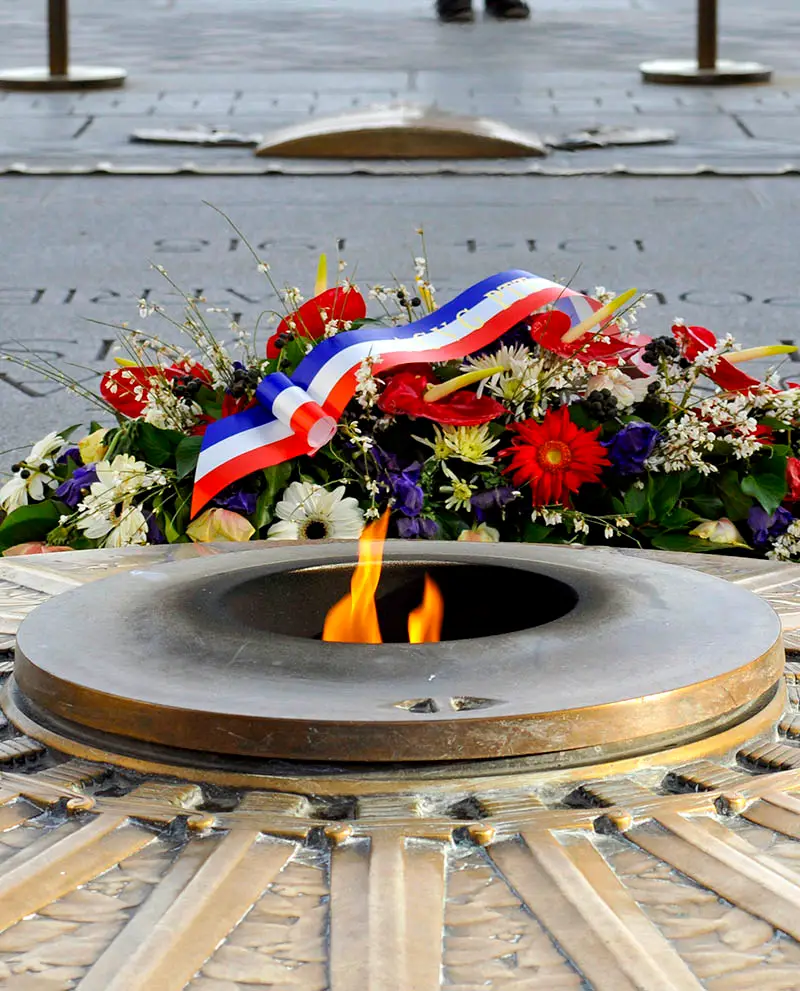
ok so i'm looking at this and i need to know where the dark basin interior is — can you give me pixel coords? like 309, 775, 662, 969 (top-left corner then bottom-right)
217, 562, 579, 643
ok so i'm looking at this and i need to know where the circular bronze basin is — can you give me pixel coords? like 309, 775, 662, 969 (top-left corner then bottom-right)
13, 542, 783, 763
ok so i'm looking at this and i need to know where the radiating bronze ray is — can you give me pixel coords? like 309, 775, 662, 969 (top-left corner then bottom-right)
330, 831, 446, 991
0, 798, 37, 832
632, 812, 800, 940
78, 829, 297, 991
491, 830, 695, 991
0, 815, 154, 932
564, 835, 704, 989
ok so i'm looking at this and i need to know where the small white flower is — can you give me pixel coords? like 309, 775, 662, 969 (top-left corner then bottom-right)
267, 482, 364, 540
0, 431, 63, 512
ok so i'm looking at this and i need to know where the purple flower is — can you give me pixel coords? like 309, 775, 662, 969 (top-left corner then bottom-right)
373, 448, 425, 517
748, 506, 793, 548
55, 446, 82, 467
145, 512, 167, 545
470, 486, 518, 522
213, 486, 257, 516
604, 422, 661, 476
396, 516, 439, 539
54, 464, 98, 508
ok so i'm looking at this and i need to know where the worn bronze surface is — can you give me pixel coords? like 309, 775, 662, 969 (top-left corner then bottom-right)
12, 543, 784, 763
2, 545, 800, 988
254, 104, 547, 159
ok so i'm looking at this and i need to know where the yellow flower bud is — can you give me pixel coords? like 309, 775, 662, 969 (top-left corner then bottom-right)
77, 428, 109, 465
690, 518, 749, 548
186, 508, 255, 543
457, 524, 501, 543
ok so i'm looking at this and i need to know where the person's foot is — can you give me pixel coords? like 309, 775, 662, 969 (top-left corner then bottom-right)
437, 0, 475, 22
485, 0, 530, 18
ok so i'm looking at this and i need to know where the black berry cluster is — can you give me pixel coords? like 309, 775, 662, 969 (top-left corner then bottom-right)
229, 366, 260, 398
584, 388, 619, 420
272, 332, 293, 351
642, 336, 680, 367
172, 375, 204, 402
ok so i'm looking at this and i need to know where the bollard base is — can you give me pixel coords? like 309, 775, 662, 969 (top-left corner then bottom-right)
640, 58, 772, 86
0, 65, 126, 91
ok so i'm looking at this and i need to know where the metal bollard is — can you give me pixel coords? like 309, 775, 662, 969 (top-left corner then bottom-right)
0, 0, 126, 91
640, 0, 772, 86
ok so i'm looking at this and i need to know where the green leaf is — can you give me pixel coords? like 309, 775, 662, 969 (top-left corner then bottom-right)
623, 485, 648, 518
136, 423, 184, 467
662, 507, 700, 529
0, 502, 63, 552
650, 532, 731, 554
650, 474, 683, 520
522, 522, 553, 543
163, 514, 183, 543
741, 472, 787, 515
689, 494, 725, 519
718, 470, 754, 521
194, 386, 222, 419
254, 463, 293, 530
175, 436, 203, 480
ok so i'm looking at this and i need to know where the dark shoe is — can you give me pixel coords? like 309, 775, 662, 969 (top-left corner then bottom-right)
485, 0, 530, 18
437, 0, 475, 22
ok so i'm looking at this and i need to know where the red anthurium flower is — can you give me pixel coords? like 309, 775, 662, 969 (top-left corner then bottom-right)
529, 310, 648, 367
100, 361, 212, 418
500, 406, 609, 506
671, 324, 765, 394
787, 458, 800, 503
377, 370, 507, 426
266, 286, 367, 359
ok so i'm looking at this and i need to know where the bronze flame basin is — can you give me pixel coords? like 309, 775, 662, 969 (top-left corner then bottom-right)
11, 542, 783, 765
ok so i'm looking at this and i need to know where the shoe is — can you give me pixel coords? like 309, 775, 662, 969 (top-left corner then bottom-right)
485, 0, 530, 18
437, 0, 475, 22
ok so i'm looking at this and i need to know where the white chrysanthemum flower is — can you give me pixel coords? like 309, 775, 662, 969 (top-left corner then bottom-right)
94, 455, 153, 498
75, 493, 148, 548
585, 369, 652, 409
0, 431, 64, 512
267, 482, 364, 540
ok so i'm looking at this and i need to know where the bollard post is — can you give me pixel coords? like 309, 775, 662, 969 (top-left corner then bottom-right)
0, 0, 126, 91
640, 0, 772, 85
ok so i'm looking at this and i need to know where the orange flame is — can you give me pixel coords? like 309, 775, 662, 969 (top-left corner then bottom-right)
322, 511, 389, 643
321, 510, 444, 644
408, 573, 444, 644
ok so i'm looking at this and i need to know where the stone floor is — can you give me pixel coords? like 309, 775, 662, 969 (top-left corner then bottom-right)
1, 0, 799, 458
1, 0, 799, 172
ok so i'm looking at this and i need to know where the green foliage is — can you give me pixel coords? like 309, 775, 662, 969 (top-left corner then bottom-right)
135, 423, 185, 467
254, 463, 293, 530
0, 502, 65, 552
175, 436, 204, 480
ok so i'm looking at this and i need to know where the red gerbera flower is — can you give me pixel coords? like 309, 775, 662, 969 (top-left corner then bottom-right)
377, 369, 507, 426
500, 406, 610, 506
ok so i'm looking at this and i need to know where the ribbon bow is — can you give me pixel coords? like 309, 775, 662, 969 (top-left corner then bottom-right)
191, 270, 614, 515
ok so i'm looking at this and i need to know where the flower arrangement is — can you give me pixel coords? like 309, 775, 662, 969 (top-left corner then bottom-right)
3, 228, 800, 562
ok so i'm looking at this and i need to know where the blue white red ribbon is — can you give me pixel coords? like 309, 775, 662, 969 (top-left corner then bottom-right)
191, 270, 608, 515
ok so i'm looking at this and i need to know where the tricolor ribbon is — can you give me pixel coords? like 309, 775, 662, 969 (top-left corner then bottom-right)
191, 269, 613, 515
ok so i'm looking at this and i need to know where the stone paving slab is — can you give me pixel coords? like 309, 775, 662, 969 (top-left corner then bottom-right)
1, 0, 799, 172
1, 174, 799, 460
